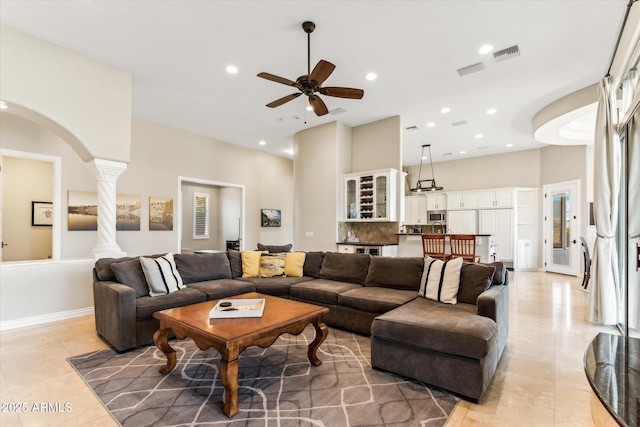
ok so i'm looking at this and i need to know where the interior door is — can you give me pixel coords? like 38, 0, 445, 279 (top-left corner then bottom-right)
544, 180, 581, 276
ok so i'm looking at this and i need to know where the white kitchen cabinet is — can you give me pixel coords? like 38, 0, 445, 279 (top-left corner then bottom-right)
344, 168, 398, 221
447, 210, 477, 234
479, 209, 513, 260
478, 189, 514, 209
426, 193, 447, 210
447, 191, 478, 210
404, 195, 427, 224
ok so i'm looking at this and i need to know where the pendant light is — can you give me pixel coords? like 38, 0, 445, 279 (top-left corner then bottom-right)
410, 144, 443, 193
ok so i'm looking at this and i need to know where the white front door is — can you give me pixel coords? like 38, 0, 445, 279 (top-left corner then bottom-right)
543, 180, 581, 276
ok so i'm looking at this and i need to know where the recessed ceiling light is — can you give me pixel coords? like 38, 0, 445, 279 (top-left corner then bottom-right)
259, 140, 266, 146
306, 105, 313, 111
475, 134, 483, 139
365, 72, 377, 81
225, 65, 239, 74
0, 101, 7, 110
506, 144, 513, 147
479, 44, 494, 55
441, 107, 451, 114
284, 148, 294, 155
459, 150, 467, 154
426, 122, 436, 128
486, 108, 497, 115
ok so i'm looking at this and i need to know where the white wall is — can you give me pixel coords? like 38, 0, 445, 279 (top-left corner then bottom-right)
294, 121, 351, 251
1, 156, 53, 261
0, 25, 131, 163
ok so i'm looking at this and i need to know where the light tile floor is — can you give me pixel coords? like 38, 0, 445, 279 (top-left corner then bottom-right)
0, 271, 617, 426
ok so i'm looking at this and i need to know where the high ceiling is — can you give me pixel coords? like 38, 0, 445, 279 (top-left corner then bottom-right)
0, 1, 627, 166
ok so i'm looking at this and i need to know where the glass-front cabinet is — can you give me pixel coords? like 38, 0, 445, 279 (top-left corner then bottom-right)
344, 168, 397, 221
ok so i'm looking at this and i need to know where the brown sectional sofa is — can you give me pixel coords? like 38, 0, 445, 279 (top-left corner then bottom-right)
93, 250, 508, 401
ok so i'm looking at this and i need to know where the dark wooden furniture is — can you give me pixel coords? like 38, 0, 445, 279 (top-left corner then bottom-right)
421, 234, 448, 260
153, 292, 329, 417
580, 236, 592, 290
449, 234, 481, 263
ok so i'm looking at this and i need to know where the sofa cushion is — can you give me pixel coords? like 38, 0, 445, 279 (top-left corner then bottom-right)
339, 287, 418, 314
364, 257, 424, 291
174, 253, 232, 283
303, 252, 325, 278
259, 253, 286, 277
257, 243, 293, 253
110, 259, 150, 298
419, 257, 462, 304
95, 256, 138, 281
135, 288, 207, 320
458, 263, 495, 304
227, 250, 243, 278
319, 252, 371, 285
241, 250, 267, 277
290, 279, 361, 305
371, 297, 497, 360
240, 276, 314, 297
284, 252, 306, 277
485, 262, 507, 285
185, 279, 255, 300
140, 253, 185, 297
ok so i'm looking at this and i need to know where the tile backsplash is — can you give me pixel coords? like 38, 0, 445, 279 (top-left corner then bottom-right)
338, 222, 399, 244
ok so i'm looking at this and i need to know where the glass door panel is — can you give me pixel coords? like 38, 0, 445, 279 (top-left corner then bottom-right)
345, 178, 357, 220
544, 180, 580, 276
375, 175, 387, 219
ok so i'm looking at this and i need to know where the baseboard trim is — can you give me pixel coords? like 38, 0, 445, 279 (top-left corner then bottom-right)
0, 307, 95, 331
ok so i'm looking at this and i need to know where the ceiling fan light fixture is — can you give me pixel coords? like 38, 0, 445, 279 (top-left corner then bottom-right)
410, 144, 443, 193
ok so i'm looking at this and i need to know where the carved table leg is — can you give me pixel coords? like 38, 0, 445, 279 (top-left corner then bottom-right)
308, 319, 328, 366
220, 357, 239, 417
153, 328, 176, 374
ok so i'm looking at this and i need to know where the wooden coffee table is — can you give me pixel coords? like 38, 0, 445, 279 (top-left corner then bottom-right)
152, 292, 329, 417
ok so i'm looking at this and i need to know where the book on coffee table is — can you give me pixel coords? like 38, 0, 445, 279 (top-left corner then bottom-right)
209, 298, 266, 319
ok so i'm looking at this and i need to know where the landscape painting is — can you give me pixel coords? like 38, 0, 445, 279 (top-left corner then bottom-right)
68, 190, 98, 231
149, 197, 173, 231
116, 194, 141, 231
261, 209, 281, 227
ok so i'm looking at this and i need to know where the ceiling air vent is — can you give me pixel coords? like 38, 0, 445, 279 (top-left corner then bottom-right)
493, 45, 520, 62
405, 125, 419, 131
451, 120, 467, 127
443, 152, 453, 156
477, 145, 490, 150
457, 62, 485, 76
329, 107, 347, 116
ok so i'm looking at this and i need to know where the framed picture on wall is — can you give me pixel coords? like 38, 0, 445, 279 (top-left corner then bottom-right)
32, 201, 53, 226
261, 209, 281, 227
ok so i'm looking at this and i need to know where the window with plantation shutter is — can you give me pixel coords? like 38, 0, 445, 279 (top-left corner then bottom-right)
193, 192, 209, 239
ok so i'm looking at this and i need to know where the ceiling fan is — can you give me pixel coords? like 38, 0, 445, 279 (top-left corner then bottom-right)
257, 21, 365, 116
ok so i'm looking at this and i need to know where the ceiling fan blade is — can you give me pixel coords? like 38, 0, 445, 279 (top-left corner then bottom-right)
309, 60, 335, 86
309, 95, 329, 116
266, 92, 302, 108
257, 72, 301, 89
320, 87, 365, 99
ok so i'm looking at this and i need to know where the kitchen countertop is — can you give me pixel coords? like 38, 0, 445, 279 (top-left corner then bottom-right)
336, 242, 398, 246
396, 233, 492, 237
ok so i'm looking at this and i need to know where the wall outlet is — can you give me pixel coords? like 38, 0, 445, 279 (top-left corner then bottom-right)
305, 231, 314, 237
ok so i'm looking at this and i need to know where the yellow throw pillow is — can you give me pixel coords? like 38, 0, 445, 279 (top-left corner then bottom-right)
259, 253, 286, 277
241, 250, 266, 277
285, 252, 306, 277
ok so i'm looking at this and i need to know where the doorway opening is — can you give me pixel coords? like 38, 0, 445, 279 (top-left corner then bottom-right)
0, 149, 62, 262
177, 177, 244, 253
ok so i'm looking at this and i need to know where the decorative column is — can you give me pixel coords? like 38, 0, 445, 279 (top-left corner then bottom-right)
88, 158, 128, 259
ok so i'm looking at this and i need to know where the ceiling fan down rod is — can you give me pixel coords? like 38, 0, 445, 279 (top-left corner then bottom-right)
302, 21, 315, 78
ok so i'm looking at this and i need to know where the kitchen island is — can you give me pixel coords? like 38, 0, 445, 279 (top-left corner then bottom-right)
396, 233, 494, 262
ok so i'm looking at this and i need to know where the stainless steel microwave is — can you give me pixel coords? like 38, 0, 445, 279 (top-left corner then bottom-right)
427, 211, 446, 223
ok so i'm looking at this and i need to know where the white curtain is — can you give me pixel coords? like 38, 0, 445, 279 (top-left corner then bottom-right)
627, 110, 640, 331
589, 76, 622, 325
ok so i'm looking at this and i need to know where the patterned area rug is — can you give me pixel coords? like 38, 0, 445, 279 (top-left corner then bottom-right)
69, 326, 458, 426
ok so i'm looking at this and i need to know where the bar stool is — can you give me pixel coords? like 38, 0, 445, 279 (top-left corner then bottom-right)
422, 234, 448, 260
449, 234, 480, 263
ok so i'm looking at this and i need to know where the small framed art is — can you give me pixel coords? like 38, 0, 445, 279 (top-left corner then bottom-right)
261, 209, 281, 227
32, 201, 53, 226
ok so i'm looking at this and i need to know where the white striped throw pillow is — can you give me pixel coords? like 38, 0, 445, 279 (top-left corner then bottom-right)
139, 253, 185, 297
419, 256, 463, 304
